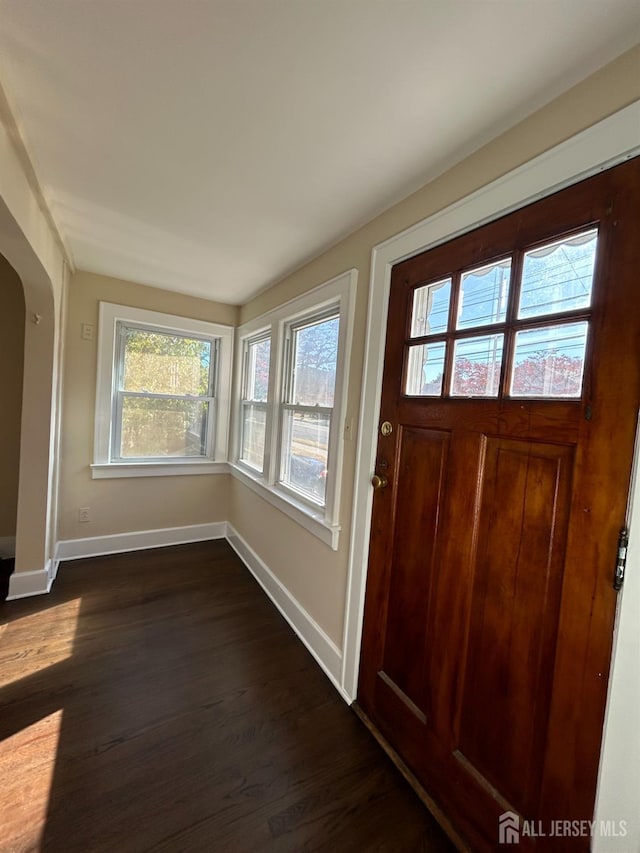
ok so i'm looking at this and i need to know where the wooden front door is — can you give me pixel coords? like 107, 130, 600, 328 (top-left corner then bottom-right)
358, 159, 640, 851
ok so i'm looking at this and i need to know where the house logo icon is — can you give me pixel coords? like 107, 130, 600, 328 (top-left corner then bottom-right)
499, 811, 520, 844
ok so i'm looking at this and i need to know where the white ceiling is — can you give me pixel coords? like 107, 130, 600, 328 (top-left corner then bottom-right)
0, 1, 639, 304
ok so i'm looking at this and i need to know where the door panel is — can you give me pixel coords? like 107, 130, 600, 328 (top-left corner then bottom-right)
381, 427, 449, 720
358, 158, 640, 851
459, 438, 573, 815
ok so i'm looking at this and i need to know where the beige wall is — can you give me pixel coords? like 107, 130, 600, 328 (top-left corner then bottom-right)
0, 254, 25, 538
57, 270, 238, 540
230, 45, 640, 647
228, 478, 348, 642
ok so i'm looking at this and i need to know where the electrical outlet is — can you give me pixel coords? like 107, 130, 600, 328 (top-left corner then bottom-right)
78, 507, 91, 523
81, 323, 95, 341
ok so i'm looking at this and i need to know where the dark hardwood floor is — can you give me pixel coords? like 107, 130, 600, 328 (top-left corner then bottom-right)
0, 540, 455, 852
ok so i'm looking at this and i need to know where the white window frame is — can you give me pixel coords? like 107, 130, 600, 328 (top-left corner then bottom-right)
238, 331, 272, 475
231, 269, 357, 549
92, 302, 233, 478
277, 306, 340, 509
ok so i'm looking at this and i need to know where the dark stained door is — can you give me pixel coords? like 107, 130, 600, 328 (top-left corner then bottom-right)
358, 159, 640, 851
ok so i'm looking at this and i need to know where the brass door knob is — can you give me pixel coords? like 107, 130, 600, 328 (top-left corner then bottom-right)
371, 474, 388, 491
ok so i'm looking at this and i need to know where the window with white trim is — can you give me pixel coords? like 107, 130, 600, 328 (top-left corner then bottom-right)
279, 310, 338, 506
239, 333, 271, 472
93, 303, 233, 478
232, 269, 357, 549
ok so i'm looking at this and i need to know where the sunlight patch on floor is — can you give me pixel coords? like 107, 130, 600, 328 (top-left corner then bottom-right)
0, 598, 81, 687
0, 709, 63, 851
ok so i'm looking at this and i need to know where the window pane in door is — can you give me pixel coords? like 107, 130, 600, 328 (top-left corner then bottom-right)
410, 278, 451, 337
405, 342, 446, 396
451, 334, 504, 397
122, 328, 212, 396
120, 396, 208, 458
518, 229, 597, 319
457, 259, 511, 329
510, 322, 588, 398
280, 410, 330, 504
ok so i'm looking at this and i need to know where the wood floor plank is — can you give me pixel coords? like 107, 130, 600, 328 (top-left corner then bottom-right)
0, 541, 455, 852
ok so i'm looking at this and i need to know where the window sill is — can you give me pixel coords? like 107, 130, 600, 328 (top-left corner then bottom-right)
91, 461, 230, 479
229, 463, 340, 550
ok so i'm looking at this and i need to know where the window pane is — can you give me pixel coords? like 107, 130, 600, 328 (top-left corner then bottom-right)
119, 396, 208, 458
290, 316, 339, 406
457, 258, 511, 329
246, 337, 270, 402
410, 278, 451, 337
280, 410, 329, 504
510, 322, 588, 398
451, 334, 504, 397
241, 404, 266, 470
405, 342, 446, 396
122, 327, 212, 396
519, 229, 597, 319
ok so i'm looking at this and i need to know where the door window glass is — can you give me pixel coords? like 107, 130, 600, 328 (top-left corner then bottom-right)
401, 228, 597, 400
411, 278, 451, 337
518, 229, 597, 319
405, 342, 447, 396
511, 322, 588, 398
451, 334, 504, 397
457, 259, 511, 329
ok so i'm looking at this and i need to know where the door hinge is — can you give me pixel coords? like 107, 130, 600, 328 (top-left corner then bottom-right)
614, 527, 629, 591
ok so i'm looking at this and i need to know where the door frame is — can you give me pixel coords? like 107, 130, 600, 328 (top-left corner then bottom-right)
342, 99, 640, 701
341, 101, 640, 840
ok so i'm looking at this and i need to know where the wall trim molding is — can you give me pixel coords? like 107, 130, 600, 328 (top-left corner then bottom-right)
7, 560, 54, 600
225, 523, 348, 702
341, 100, 640, 700
56, 522, 227, 561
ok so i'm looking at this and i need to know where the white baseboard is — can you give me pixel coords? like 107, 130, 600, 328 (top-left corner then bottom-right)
225, 522, 348, 702
7, 560, 53, 600
0, 535, 16, 559
56, 522, 227, 561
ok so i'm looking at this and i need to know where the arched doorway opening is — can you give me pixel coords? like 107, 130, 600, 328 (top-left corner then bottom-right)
0, 195, 60, 599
